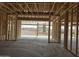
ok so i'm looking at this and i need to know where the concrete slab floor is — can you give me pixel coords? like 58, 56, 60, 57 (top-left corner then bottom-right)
0, 38, 74, 57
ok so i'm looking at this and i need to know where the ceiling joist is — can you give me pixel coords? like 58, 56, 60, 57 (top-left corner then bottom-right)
0, 3, 14, 14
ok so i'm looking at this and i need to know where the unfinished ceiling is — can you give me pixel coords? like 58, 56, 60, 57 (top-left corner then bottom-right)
0, 2, 77, 15
0, 2, 78, 21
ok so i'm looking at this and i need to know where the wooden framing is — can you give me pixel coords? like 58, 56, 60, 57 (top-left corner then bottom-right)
15, 17, 17, 40
25, 3, 33, 15
0, 3, 14, 14
48, 20, 50, 43
0, 14, 7, 40
58, 17, 61, 43
37, 23, 39, 36
76, 5, 79, 55
0, 5, 11, 14
34, 3, 38, 13
8, 3, 19, 14
49, 2, 55, 15
70, 9, 73, 50
55, 3, 67, 16
17, 17, 49, 21
62, 3, 79, 56
0, 2, 79, 56
64, 11, 68, 49
17, 20, 21, 39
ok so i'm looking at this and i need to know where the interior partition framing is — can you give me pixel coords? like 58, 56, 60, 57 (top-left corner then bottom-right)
61, 4, 79, 56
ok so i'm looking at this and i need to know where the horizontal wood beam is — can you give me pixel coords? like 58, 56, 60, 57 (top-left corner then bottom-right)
8, 12, 54, 15
17, 17, 49, 21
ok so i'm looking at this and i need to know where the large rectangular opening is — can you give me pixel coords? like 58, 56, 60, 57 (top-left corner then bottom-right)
20, 20, 49, 40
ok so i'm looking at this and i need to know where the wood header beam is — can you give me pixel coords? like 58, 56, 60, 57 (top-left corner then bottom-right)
8, 12, 54, 15
17, 17, 49, 21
